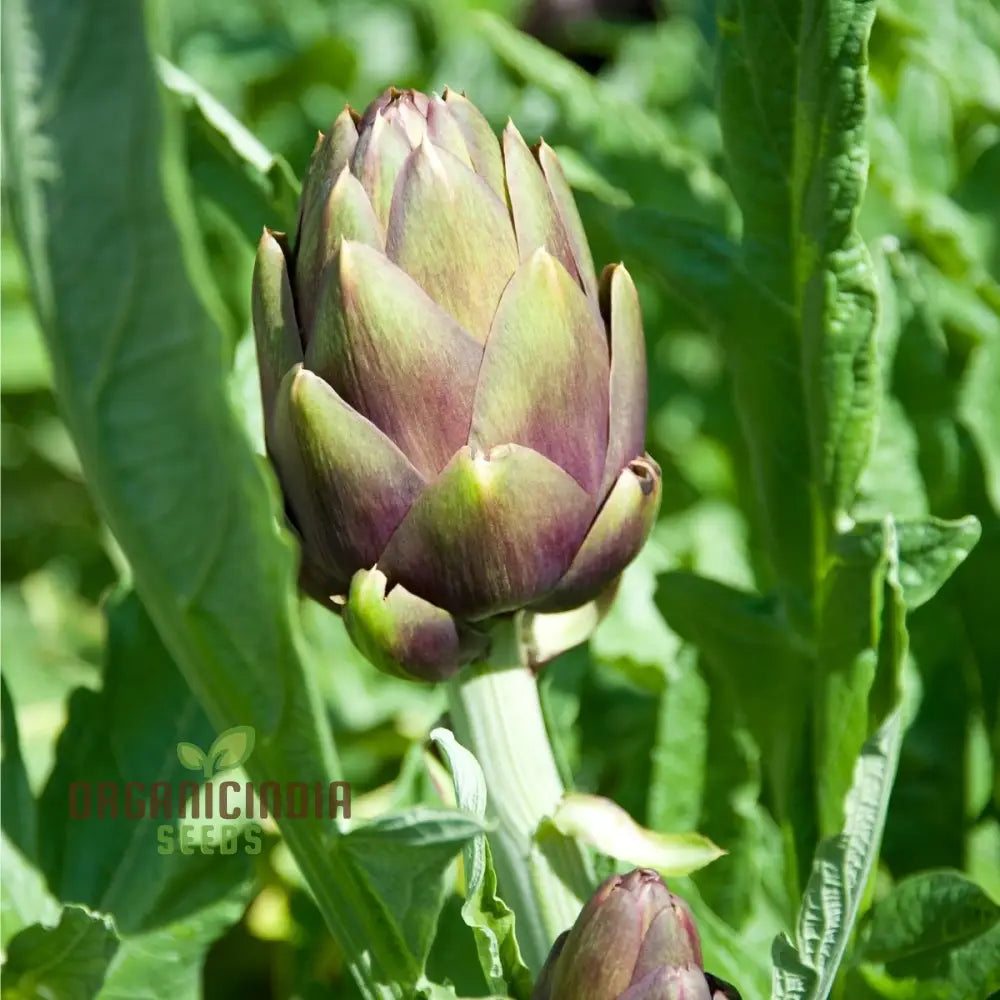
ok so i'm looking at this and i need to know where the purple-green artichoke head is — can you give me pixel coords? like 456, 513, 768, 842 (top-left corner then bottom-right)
252, 88, 661, 682
531, 869, 742, 1000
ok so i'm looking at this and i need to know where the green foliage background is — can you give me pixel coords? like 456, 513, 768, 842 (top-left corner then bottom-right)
2, 0, 998, 998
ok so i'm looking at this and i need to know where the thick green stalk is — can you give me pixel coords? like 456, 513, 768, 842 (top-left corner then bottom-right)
446, 619, 594, 973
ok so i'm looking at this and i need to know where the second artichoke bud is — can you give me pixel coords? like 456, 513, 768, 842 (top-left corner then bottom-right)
253, 88, 661, 682
532, 869, 741, 1000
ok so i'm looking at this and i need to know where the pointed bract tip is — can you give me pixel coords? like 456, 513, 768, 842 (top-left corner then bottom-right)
257, 227, 290, 260
415, 134, 448, 179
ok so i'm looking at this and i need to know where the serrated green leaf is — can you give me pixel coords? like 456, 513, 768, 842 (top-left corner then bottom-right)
837, 517, 981, 611
430, 728, 532, 1000
3, 904, 119, 1000
2, 0, 291, 768
859, 870, 1000, 965
815, 518, 899, 837
654, 571, 809, 816
694, 676, 789, 931
647, 646, 708, 835
97, 866, 252, 1000
717, 0, 880, 616
342, 808, 487, 973
156, 58, 298, 197
772, 685, 906, 998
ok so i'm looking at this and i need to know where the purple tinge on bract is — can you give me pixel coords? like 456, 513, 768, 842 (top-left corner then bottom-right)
252, 87, 661, 681
530, 868, 742, 1000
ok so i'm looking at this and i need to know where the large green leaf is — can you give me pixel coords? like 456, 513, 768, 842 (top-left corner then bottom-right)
97, 864, 252, 1000
2, 0, 287, 746
0, 1, 417, 992
716, 0, 880, 616
655, 571, 808, 808
2, 905, 118, 1000
0, 833, 60, 949
36, 590, 250, 934
859, 870, 1000, 966
0, 678, 36, 861
771, 518, 908, 1000
835, 517, 981, 611
157, 57, 300, 342
341, 808, 488, 974
771, 712, 905, 1000
814, 521, 897, 838
854, 871, 1000, 1000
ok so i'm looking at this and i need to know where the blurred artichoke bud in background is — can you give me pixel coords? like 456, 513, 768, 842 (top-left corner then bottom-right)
253, 88, 661, 682
531, 868, 741, 1000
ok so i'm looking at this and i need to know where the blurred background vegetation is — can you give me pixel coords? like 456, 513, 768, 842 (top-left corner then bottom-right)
2, 0, 998, 996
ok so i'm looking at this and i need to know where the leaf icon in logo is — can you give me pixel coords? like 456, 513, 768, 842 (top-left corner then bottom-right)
176, 742, 207, 772
207, 725, 255, 776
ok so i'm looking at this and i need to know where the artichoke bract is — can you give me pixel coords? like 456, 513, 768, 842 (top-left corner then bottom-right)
531, 869, 742, 1000
253, 88, 661, 681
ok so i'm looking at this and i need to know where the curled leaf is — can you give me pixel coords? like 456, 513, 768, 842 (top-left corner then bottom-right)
547, 793, 725, 876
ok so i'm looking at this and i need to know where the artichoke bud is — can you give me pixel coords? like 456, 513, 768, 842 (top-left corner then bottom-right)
253, 88, 661, 682
532, 869, 742, 1000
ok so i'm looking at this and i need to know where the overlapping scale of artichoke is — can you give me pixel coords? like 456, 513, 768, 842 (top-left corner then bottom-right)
532, 869, 742, 1000
253, 88, 661, 682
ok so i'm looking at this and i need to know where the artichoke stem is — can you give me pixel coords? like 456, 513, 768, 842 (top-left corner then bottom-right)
446, 618, 595, 974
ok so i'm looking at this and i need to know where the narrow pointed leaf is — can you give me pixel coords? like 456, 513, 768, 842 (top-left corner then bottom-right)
386, 140, 519, 341
429, 728, 533, 998
470, 249, 609, 494
272, 367, 425, 594
307, 240, 483, 479
380, 445, 593, 619
550, 795, 725, 878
